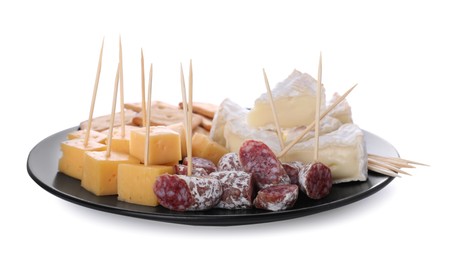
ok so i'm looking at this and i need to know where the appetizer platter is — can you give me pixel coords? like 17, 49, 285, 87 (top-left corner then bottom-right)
27, 39, 425, 225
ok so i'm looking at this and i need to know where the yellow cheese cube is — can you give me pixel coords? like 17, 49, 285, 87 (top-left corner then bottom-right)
192, 133, 228, 165
67, 129, 107, 144
129, 126, 182, 165
117, 164, 175, 206
81, 151, 140, 196
167, 122, 187, 157
104, 125, 142, 154
58, 139, 106, 180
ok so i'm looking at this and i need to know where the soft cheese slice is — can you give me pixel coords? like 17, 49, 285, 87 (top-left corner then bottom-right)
209, 98, 248, 147
117, 164, 175, 206
81, 151, 140, 196
328, 92, 353, 124
247, 70, 326, 129
67, 129, 107, 144
283, 116, 342, 144
283, 124, 368, 183
129, 126, 181, 165
103, 125, 142, 154
223, 114, 281, 155
58, 139, 106, 180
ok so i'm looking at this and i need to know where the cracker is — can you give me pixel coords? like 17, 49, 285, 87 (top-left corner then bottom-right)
79, 110, 138, 132
132, 101, 202, 128
178, 102, 218, 119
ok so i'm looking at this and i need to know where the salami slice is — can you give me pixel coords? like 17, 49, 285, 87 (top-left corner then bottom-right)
253, 184, 299, 211
282, 161, 305, 185
183, 157, 217, 174
299, 162, 333, 200
154, 174, 222, 211
209, 171, 254, 209
239, 140, 290, 189
174, 164, 209, 177
217, 153, 244, 171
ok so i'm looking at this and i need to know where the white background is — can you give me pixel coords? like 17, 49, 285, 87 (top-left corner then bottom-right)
1, 0, 448, 259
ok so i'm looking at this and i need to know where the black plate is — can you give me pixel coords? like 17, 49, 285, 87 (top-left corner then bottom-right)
27, 127, 396, 226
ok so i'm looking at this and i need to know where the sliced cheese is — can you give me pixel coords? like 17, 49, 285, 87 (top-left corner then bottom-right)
58, 139, 106, 180
209, 98, 248, 147
67, 129, 107, 144
81, 151, 140, 196
192, 133, 228, 165
129, 126, 181, 165
117, 164, 175, 206
283, 123, 368, 183
247, 70, 326, 129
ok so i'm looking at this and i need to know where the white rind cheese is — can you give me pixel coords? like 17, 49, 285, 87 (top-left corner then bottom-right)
283, 116, 342, 144
328, 92, 353, 124
247, 70, 326, 129
282, 123, 368, 184
209, 98, 248, 147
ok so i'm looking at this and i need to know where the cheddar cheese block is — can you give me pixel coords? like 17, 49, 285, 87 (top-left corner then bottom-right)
129, 126, 182, 165
117, 164, 175, 206
283, 123, 368, 183
81, 151, 140, 196
67, 129, 107, 144
247, 70, 326, 129
103, 125, 142, 154
58, 139, 106, 180
192, 133, 228, 165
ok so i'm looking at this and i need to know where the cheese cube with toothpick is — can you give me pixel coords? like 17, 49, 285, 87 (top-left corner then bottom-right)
129, 126, 182, 165
58, 139, 106, 180
81, 151, 140, 196
102, 125, 142, 154
117, 164, 175, 206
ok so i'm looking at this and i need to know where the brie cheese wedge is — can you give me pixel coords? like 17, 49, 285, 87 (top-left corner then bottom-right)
282, 123, 368, 183
247, 70, 326, 129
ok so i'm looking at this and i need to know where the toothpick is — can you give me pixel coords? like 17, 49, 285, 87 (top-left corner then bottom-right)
106, 63, 121, 158
369, 154, 429, 167
368, 157, 412, 176
187, 60, 193, 176
83, 38, 104, 147
119, 36, 125, 138
368, 164, 401, 178
277, 84, 358, 158
263, 69, 284, 150
140, 48, 147, 127
144, 64, 153, 167
314, 53, 322, 162
180, 64, 192, 176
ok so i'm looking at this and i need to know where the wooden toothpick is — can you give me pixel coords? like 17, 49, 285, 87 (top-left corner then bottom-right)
144, 64, 153, 167
180, 63, 192, 176
263, 69, 284, 150
106, 63, 121, 158
314, 53, 322, 162
83, 38, 104, 147
118, 36, 125, 138
140, 48, 147, 127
